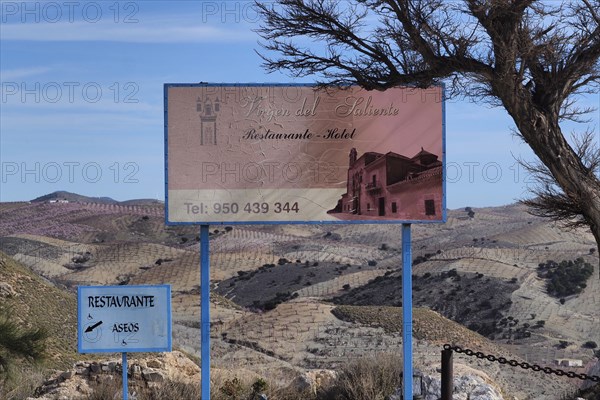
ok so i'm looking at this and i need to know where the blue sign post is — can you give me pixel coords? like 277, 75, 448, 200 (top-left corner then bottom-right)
402, 224, 413, 399
77, 285, 172, 400
200, 225, 211, 399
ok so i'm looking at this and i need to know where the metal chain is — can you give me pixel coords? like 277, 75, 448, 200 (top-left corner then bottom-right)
443, 344, 600, 382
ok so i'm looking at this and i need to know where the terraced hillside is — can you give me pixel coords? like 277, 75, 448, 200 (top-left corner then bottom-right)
1, 198, 598, 399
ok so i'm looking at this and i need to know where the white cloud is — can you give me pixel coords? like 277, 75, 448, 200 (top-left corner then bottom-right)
0, 21, 253, 43
0, 67, 51, 80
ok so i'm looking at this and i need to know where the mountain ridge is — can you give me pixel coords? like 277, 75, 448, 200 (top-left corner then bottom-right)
30, 190, 163, 206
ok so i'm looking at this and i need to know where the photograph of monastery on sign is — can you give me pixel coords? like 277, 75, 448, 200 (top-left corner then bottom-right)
328, 146, 443, 221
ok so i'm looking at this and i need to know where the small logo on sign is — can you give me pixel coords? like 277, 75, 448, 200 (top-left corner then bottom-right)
197, 96, 220, 146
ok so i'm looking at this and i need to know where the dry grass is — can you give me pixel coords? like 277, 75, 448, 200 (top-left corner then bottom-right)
0, 365, 47, 400
210, 373, 315, 400
318, 353, 402, 400
0, 251, 79, 369
141, 380, 201, 400
332, 305, 491, 345
82, 377, 202, 400
294, 269, 388, 299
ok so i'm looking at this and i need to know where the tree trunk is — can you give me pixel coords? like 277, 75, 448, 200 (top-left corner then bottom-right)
530, 123, 600, 269
504, 96, 600, 269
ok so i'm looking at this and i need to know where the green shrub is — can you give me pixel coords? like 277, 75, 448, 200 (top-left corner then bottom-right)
0, 308, 48, 374
219, 377, 244, 398
535, 320, 545, 328
538, 258, 593, 298
252, 378, 268, 395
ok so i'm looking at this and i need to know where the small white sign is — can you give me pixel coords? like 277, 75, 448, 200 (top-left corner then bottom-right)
78, 285, 172, 353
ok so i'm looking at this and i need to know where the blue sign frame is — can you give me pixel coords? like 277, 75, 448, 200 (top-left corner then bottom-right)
164, 83, 446, 226
77, 285, 172, 354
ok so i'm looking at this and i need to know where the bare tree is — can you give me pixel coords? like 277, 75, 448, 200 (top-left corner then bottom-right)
255, 0, 600, 258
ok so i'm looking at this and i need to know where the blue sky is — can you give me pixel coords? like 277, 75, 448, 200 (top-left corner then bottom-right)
1, 0, 598, 209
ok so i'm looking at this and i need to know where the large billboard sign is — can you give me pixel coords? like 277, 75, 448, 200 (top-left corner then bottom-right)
78, 285, 172, 353
165, 84, 445, 224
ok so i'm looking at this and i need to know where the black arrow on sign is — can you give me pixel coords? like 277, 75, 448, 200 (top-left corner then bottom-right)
85, 321, 103, 333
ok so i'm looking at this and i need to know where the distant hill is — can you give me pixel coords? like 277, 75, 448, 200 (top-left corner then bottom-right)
119, 198, 164, 206
30, 191, 163, 206
31, 191, 118, 204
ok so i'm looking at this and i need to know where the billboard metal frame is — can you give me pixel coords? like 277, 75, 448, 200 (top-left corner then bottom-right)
164, 82, 446, 400
164, 82, 446, 226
